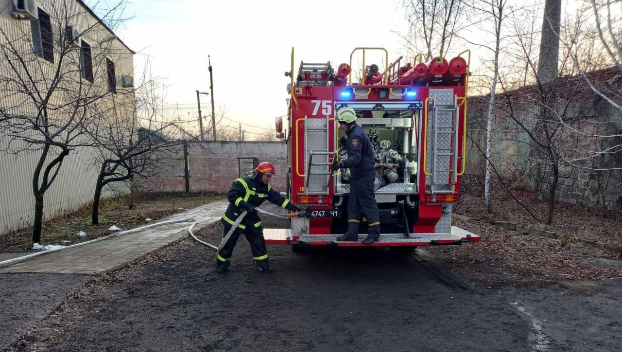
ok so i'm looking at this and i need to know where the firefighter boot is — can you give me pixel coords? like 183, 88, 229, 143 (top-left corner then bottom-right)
255, 260, 273, 273
336, 233, 358, 241
362, 223, 380, 245
362, 236, 379, 245
215, 259, 230, 274
337, 221, 360, 241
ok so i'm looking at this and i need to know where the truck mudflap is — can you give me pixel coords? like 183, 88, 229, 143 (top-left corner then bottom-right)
263, 226, 480, 246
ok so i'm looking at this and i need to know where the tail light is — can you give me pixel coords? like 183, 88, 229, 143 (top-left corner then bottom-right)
425, 193, 459, 203
297, 195, 326, 204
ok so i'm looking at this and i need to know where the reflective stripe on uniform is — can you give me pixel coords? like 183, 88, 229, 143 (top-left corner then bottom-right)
236, 178, 267, 201
253, 254, 268, 261
281, 199, 290, 208
217, 254, 230, 262
235, 197, 243, 207
348, 219, 360, 223
235, 178, 253, 201
222, 215, 246, 229
368, 221, 380, 227
254, 221, 262, 228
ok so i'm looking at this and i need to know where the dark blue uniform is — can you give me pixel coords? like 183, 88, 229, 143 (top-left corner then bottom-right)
219, 176, 296, 266
340, 124, 380, 240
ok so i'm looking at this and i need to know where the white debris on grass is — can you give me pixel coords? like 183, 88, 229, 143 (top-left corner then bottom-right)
61, 240, 71, 244
78, 231, 87, 237
145, 218, 152, 222
108, 225, 121, 231
32, 243, 66, 251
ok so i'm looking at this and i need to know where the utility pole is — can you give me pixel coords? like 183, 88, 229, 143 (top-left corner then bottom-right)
238, 123, 242, 141
195, 90, 204, 141
209, 55, 216, 141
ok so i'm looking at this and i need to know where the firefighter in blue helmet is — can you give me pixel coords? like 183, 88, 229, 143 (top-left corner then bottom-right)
331, 107, 381, 244
217, 162, 301, 273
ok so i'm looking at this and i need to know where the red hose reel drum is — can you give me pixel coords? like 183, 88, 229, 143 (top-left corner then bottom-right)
448, 56, 467, 75
429, 57, 449, 76
400, 62, 428, 84
414, 62, 428, 78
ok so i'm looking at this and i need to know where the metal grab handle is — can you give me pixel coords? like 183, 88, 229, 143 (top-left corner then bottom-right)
353, 88, 372, 97
348, 47, 389, 85
389, 88, 406, 97
457, 97, 468, 176
422, 97, 434, 176
414, 53, 423, 65
295, 117, 307, 177
290, 47, 299, 110
456, 49, 471, 177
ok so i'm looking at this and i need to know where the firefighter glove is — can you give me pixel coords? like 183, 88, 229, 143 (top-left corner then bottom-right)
331, 160, 342, 173
247, 205, 256, 213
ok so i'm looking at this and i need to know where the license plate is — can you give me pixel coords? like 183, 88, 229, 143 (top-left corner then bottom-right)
306, 209, 342, 218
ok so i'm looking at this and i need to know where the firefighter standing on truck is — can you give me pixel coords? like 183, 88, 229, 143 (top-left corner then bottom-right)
331, 107, 381, 244
217, 162, 301, 273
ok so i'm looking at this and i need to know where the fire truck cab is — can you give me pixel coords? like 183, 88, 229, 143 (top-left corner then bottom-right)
264, 47, 480, 247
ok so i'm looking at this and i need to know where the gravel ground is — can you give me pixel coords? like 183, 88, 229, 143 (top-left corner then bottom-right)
5, 212, 621, 351
0, 274, 88, 351
4, 201, 621, 351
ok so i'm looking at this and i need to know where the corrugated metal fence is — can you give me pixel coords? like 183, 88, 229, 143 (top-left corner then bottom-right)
0, 143, 126, 234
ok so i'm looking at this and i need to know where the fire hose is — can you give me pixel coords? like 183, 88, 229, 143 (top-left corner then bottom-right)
188, 208, 300, 253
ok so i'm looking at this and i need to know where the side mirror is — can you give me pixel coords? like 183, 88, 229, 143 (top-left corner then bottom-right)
275, 116, 283, 133
276, 132, 285, 139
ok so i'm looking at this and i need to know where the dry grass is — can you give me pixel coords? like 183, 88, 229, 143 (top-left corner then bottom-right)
435, 191, 622, 286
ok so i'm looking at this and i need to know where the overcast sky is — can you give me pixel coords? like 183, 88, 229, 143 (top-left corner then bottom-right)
112, 0, 409, 137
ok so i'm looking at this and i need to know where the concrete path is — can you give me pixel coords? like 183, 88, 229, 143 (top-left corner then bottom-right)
0, 200, 227, 275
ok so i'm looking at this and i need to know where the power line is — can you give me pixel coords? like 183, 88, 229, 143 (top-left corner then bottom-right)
222, 117, 272, 131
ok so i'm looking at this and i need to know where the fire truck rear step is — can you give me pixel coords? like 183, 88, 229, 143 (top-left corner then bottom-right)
263, 227, 480, 246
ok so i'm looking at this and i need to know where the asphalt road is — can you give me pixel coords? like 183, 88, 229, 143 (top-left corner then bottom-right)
4, 216, 621, 351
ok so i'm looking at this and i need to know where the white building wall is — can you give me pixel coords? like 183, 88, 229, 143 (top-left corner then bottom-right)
0, 0, 134, 234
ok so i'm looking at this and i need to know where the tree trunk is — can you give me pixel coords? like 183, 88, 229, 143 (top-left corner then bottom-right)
485, 3, 503, 213
547, 162, 559, 225
31, 143, 50, 245
484, 85, 496, 212
32, 194, 44, 244
92, 163, 107, 224
92, 181, 104, 225
537, 0, 562, 84
128, 179, 135, 210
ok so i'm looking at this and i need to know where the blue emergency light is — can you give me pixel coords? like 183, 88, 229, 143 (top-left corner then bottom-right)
340, 90, 352, 98
405, 89, 417, 98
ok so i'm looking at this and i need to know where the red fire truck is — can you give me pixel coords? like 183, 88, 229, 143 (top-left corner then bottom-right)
264, 47, 480, 248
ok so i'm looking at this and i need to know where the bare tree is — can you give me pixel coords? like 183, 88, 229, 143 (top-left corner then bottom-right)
85, 64, 182, 224
0, 0, 131, 243
561, 0, 621, 111
255, 129, 279, 142
465, 0, 514, 211
400, 0, 468, 60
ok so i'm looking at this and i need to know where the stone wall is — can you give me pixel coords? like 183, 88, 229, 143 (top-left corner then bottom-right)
139, 141, 288, 194
464, 68, 622, 210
